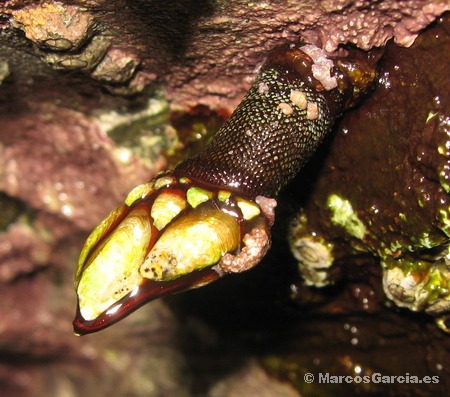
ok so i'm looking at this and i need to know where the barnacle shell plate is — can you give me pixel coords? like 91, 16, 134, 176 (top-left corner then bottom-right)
140, 203, 240, 281
151, 191, 186, 230
76, 205, 151, 321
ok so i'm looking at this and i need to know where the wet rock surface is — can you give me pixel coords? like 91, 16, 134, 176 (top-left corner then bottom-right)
290, 14, 450, 324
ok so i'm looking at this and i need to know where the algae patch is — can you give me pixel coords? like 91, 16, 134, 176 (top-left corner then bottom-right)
327, 194, 366, 239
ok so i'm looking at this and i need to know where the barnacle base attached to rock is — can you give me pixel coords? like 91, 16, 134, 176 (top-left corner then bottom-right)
382, 244, 450, 322
74, 171, 274, 334
289, 211, 336, 287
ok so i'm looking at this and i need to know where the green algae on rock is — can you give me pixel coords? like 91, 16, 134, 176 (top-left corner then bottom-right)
289, 16, 450, 330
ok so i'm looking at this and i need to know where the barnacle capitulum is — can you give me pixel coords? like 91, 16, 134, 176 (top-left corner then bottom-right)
74, 171, 274, 334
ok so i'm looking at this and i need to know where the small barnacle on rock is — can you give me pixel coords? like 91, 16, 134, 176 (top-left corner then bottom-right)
382, 246, 450, 319
91, 48, 140, 84
9, 2, 95, 51
43, 34, 111, 71
289, 212, 335, 287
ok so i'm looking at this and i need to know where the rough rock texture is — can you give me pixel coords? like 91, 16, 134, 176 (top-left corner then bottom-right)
0, 1, 450, 397
2, 0, 449, 109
